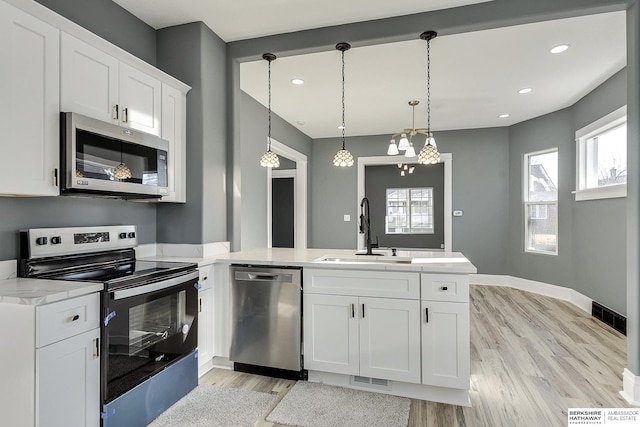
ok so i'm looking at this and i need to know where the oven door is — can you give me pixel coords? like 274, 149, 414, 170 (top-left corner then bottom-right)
101, 271, 199, 404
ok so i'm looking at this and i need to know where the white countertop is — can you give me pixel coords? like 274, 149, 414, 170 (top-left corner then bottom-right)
0, 278, 102, 306
213, 248, 477, 274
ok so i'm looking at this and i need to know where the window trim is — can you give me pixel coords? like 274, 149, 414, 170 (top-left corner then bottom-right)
574, 105, 627, 201
523, 148, 558, 256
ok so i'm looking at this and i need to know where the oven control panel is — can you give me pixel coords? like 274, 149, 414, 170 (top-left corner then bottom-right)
23, 225, 138, 258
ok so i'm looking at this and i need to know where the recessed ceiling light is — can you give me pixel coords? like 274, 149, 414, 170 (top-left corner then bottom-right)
337, 125, 345, 130
296, 120, 305, 125
291, 78, 304, 85
499, 114, 510, 118
550, 44, 569, 54
518, 88, 533, 94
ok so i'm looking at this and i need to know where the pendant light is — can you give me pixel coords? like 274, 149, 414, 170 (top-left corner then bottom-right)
418, 31, 441, 165
260, 53, 280, 168
333, 42, 354, 168
113, 140, 132, 180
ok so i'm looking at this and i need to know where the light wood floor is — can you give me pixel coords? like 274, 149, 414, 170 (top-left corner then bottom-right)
200, 285, 631, 426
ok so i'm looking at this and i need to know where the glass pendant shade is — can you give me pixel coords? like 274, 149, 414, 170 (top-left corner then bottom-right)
113, 163, 132, 180
398, 134, 410, 151
260, 149, 280, 168
387, 139, 399, 155
333, 149, 354, 167
405, 144, 416, 158
418, 135, 440, 164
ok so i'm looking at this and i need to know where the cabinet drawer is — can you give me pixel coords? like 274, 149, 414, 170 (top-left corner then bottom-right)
37, 293, 100, 347
304, 268, 419, 299
421, 274, 469, 302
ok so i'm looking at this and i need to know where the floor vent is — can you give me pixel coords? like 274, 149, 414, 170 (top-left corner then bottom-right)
351, 376, 391, 390
592, 301, 626, 335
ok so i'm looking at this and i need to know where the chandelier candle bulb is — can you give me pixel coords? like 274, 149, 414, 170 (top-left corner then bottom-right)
387, 139, 399, 155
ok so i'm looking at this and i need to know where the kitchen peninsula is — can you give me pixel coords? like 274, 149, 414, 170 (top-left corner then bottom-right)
214, 248, 476, 406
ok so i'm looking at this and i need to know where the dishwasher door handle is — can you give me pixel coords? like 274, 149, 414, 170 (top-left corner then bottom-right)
247, 273, 280, 281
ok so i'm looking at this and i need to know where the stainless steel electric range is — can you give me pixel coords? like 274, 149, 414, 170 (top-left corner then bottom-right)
19, 225, 199, 427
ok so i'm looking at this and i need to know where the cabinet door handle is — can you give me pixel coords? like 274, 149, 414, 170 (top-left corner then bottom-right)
441, 286, 448, 291
113, 104, 119, 120
351, 303, 355, 318
199, 298, 202, 313
425, 307, 429, 323
361, 303, 365, 318
94, 337, 100, 359
53, 168, 58, 187
71, 314, 80, 322
123, 107, 128, 123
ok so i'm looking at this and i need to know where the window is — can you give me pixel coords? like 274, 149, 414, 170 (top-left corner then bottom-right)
575, 106, 627, 201
524, 149, 558, 255
386, 188, 434, 234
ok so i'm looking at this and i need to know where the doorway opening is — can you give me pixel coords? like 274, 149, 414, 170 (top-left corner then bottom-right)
267, 139, 308, 249
357, 154, 452, 252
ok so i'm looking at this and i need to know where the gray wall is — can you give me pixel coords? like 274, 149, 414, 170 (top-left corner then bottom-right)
365, 164, 445, 249
310, 129, 510, 274
0, 0, 158, 261
35, 0, 156, 65
508, 69, 627, 314
239, 92, 312, 249
155, 23, 228, 244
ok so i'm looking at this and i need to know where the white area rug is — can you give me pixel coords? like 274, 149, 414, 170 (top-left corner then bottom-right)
147, 384, 276, 427
266, 382, 411, 427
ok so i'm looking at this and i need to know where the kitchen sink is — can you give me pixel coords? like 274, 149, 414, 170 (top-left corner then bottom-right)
316, 256, 413, 265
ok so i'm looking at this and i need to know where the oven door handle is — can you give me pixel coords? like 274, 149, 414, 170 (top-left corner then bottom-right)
112, 271, 199, 300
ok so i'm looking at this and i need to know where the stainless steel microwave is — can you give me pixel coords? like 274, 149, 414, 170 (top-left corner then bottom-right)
60, 112, 169, 199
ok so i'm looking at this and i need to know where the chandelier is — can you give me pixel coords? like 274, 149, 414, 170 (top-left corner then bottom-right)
260, 53, 280, 168
387, 100, 424, 158
387, 31, 440, 165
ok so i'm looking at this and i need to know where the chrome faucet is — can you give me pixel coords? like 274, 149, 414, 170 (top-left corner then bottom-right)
359, 197, 379, 255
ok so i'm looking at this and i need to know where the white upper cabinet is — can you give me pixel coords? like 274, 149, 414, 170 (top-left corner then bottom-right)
119, 62, 162, 136
60, 33, 162, 136
160, 83, 187, 203
0, 1, 59, 196
60, 32, 118, 124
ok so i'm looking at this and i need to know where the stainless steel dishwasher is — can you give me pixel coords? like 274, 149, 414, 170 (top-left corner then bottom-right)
229, 265, 304, 379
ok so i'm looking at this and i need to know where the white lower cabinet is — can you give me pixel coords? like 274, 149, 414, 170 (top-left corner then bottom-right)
198, 264, 214, 375
0, 293, 100, 427
359, 297, 421, 383
303, 282, 421, 384
303, 268, 471, 402
38, 328, 100, 427
421, 273, 470, 389
421, 301, 470, 388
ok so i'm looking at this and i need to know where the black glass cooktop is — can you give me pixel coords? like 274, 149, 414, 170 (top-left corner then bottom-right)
49, 260, 196, 290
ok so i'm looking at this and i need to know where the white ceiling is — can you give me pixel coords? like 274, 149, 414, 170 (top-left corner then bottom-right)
112, 0, 493, 42
111, 0, 626, 140
240, 12, 626, 139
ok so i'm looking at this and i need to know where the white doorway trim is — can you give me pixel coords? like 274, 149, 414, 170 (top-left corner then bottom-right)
356, 153, 452, 252
267, 139, 308, 249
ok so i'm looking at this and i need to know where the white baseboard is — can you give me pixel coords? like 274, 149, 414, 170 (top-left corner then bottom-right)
471, 274, 593, 314
620, 368, 640, 406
